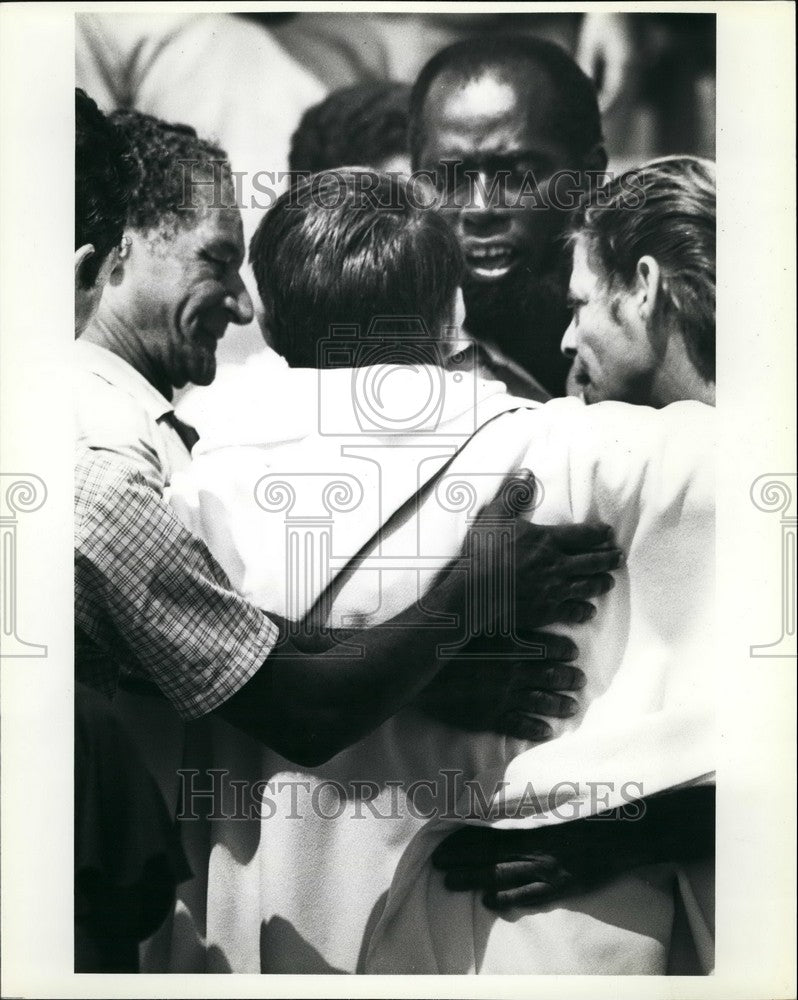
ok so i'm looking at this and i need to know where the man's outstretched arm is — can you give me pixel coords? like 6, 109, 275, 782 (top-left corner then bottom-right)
77, 454, 621, 767
217, 484, 622, 765
432, 784, 715, 909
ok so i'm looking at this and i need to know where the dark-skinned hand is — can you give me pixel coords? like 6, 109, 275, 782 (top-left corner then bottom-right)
415, 630, 585, 741
432, 785, 716, 909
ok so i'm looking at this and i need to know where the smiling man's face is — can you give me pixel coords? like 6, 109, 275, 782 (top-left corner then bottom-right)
125, 188, 253, 391
416, 64, 578, 285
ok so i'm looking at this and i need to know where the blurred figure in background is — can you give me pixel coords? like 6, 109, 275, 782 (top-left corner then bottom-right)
562, 156, 716, 407
290, 81, 411, 176
76, 12, 324, 368
77, 11, 714, 371
270, 11, 714, 163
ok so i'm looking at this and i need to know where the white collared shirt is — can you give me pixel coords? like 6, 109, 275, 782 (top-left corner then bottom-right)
74, 339, 192, 496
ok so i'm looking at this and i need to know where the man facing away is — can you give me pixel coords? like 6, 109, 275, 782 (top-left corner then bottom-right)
74, 108, 610, 756
73, 108, 623, 970
172, 169, 715, 973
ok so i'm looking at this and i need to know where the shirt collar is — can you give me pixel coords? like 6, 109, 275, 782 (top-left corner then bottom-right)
75, 340, 174, 422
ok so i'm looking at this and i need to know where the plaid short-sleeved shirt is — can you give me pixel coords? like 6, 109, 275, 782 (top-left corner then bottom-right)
75, 448, 278, 719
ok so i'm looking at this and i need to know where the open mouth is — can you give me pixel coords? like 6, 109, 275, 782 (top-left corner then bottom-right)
464, 243, 516, 279
196, 323, 226, 349
572, 362, 593, 402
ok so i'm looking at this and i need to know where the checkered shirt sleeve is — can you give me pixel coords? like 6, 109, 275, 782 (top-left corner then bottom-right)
75, 448, 278, 719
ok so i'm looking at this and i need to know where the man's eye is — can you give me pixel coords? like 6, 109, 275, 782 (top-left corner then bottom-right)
201, 251, 227, 269
567, 300, 583, 319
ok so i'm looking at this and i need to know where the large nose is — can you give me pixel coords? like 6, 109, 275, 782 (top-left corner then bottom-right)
560, 317, 578, 359
461, 170, 512, 237
224, 270, 254, 326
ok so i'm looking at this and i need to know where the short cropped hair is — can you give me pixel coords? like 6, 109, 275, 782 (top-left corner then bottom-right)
289, 82, 410, 174
75, 89, 138, 286
409, 35, 602, 167
249, 170, 464, 368
576, 156, 716, 381
108, 109, 228, 235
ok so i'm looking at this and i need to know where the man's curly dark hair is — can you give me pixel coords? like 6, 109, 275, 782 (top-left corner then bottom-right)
108, 109, 229, 236
75, 88, 138, 287
289, 82, 410, 174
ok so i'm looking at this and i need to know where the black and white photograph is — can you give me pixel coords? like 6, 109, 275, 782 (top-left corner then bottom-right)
0, 3, 795, 996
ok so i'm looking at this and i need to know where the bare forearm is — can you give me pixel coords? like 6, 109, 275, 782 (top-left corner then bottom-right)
214, 494, 622, 765
216, 575, 469, 764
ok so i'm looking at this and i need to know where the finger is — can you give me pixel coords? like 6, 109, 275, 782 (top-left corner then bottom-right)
510, 662, 585, 691
493, 860, 557, 891
497, 711, 554, 741
509, 631, 578, 662
565, 573, 615, 600
516, 691, 579, 719
443, 866, 496, 892
559, 548, 624, 575
483, 882, 557, 910
547, 522, 615, 553
555, 600, 596, 625
543, 663, 586, 690
446, 860, 553, 894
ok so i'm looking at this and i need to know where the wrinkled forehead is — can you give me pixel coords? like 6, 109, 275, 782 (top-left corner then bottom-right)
143, 203, 243, 267
136, 165, 245, 253
189, 167, 240, 216
421, 63, 562, 150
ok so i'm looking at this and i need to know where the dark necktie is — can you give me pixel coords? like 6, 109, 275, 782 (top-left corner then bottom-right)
162, 411, 200, 454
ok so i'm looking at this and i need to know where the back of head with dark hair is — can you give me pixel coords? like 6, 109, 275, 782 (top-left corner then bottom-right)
75, 88, 138, 286
289, 82, 411, 174
108, 109, 228, 236
249, 170, 464, 368
409, 35, 602, 167
576, 156, 716, 381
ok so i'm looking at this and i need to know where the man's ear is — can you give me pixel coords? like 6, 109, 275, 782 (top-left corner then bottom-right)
74, 243, 95, 288
108, 233, 131, 286
634, 255, 661, 323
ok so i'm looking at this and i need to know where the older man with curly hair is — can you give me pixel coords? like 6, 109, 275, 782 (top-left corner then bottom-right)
75, 110, 255, 492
